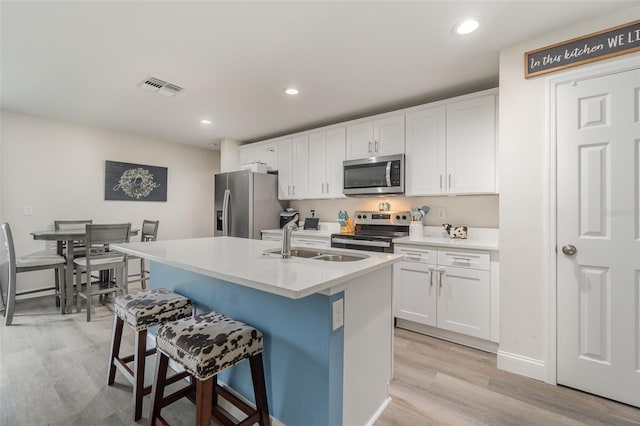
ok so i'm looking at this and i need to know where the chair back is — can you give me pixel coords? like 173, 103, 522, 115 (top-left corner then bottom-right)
141, 220, 159, 242
0, 223, 17, 314
54, 219, 93, 231
86, 223, 131, 257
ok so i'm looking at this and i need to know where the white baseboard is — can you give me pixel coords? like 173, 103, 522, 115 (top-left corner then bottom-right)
395, 319, 499, 353
366, 397, 391, 426
497, 350, 545, 381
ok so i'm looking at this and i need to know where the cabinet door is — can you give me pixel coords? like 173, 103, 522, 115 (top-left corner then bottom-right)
277, 138, 293, 200
446, 95, 496, 194
437, 265, 490, 339
307, 131, 327, 198
393, 261, 437, 326
346, 122, 374, 160
405, 107, 446, 195
239, 144, 257, 167
292, 135, 309, 199
325, 127, 346, 198
256, 141, 278, 170
374, 115, 405, 157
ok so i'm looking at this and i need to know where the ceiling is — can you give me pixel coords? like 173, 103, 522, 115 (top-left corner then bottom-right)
1, 1, 635, 150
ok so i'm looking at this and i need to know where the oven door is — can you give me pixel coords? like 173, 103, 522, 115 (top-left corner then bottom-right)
331, 235, 393, 253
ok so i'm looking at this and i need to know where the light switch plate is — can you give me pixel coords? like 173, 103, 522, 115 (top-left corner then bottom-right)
332, 298, 344, 331
24, 205, 33, 216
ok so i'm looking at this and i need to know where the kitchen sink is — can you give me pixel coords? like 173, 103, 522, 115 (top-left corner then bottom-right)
263, 248, 369, 262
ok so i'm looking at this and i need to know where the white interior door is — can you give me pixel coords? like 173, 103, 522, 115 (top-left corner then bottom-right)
557, 67, 640, 406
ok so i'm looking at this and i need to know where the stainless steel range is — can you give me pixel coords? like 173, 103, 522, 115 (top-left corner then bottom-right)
331, 211, 410, 253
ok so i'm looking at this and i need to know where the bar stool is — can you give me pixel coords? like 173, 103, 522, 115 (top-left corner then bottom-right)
108, 288, 193, 420
148, 310, 270, 426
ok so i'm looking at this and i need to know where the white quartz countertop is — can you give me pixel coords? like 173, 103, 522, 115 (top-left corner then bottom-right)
112, 237, 400, 299
393, 226, 499, 251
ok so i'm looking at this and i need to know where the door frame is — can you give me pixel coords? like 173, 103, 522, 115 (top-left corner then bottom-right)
545, 53, 640, 385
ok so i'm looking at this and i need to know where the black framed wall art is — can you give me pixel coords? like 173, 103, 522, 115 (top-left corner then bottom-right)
105, 160, 168, 202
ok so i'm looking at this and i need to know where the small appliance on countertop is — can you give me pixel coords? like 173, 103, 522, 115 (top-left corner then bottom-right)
303, 209, 320, 230
280, 209, 299, 228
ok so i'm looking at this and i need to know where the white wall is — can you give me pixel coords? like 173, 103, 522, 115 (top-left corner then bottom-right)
1, 110, 220, 291
498, 7, 640, 377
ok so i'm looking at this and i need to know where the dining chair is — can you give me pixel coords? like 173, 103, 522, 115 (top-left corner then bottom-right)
74, 223, 131, 322
127, 220, 159, 289
53, 219, 92, 306
0, 223, 66, 326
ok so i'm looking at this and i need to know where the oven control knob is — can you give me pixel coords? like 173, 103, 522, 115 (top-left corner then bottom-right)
363, 214, 368, 219
357, 214, 362, 219
395, 215, 400, 220
402, 215, 407, 220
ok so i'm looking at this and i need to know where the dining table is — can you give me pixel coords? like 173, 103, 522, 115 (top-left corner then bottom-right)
31, 228, 139, 314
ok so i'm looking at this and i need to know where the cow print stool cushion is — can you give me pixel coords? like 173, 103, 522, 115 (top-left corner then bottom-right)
114, 288, 193, 331
156, 311, 264, 381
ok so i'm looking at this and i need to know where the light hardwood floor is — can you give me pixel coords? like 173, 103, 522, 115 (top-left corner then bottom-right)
2, 292, 640, 425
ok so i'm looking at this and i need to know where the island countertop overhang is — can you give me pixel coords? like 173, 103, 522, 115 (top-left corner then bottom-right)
111, 236, 401, 299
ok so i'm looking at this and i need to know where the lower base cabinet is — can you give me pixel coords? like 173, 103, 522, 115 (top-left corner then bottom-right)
393, 244, 495, 342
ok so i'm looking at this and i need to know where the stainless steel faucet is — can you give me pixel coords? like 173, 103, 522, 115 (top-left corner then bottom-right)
281, 213, 299, 259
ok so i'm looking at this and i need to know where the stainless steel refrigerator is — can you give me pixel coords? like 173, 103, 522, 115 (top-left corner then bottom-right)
214, 170, 286, 239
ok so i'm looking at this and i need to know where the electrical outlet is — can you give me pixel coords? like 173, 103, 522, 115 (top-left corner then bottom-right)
332, 298, 344, 331
24, 205, 33, 216
438, 207, 446, 219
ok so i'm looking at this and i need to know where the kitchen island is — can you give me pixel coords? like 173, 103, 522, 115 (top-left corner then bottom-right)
112, 236, 400, 426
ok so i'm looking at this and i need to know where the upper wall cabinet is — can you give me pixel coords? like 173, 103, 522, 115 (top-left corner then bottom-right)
405, 92, 497, 196
239, 140, 279, 171
308, 127, 346, 199
278, 136, 309, 200
345, 114, 405, 160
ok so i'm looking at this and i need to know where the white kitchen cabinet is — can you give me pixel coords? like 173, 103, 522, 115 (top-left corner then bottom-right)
393, 244, 492, 341
405, 106, 446, 195
345, 115, 404, 160
308, 128, 346, 199
239, 140, 278, 170
277, 136, 308, 200
260, 231, 331, 248
405, 91, 497, 196
446, 94, 496, 194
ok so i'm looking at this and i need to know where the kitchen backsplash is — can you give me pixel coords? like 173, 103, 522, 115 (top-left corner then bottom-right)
290, 194, 499, 228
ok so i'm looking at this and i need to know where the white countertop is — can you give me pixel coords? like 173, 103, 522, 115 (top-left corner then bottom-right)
393, 226, 499, 251
112, 236, 400, 299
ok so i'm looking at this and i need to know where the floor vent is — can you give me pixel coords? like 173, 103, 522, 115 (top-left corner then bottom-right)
139, 77, 184, 97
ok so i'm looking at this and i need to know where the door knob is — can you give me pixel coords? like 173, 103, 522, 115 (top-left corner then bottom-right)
561, 245, 577, 256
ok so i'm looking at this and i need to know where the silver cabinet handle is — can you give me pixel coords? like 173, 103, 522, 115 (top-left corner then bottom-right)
448, 174, 452, 190
322, 183, 325, 194
375, 140, 379, 153
368, 141, 372, 153
562, 245, 577, 256
452, 256, 472, 265
428, 266, 435, 288
437, 267, 445, 295
292, 185, 296, 195
440, 175, 443, 190
287, 185, 291, 196
326, 182, 329, 193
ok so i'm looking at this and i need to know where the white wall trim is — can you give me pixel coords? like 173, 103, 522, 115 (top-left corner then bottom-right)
544, 53, 640, 386
365, 397, 391, 426
497, 350, 545, 382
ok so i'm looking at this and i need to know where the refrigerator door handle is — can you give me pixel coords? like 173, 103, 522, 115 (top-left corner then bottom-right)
222, 189, 231, 236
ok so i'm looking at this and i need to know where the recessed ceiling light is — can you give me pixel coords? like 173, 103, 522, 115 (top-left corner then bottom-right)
285, 88, 299, 95
200, 119, 212, 125
455, 19, 479, 35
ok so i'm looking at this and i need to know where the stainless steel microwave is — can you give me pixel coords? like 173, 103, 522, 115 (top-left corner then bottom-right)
343, 154, 404, 196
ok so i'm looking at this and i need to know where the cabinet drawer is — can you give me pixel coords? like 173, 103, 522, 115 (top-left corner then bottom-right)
394, 245, 436, 263
262, 233, 282, 242
437, 248, 489, 270
292, 236, 330, 248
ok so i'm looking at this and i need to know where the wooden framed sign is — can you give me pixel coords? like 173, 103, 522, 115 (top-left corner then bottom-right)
525, 19, 640, 78
105, 160, 168, 201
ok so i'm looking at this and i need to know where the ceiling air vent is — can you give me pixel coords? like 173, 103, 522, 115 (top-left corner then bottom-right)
139, 77, 184, 97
